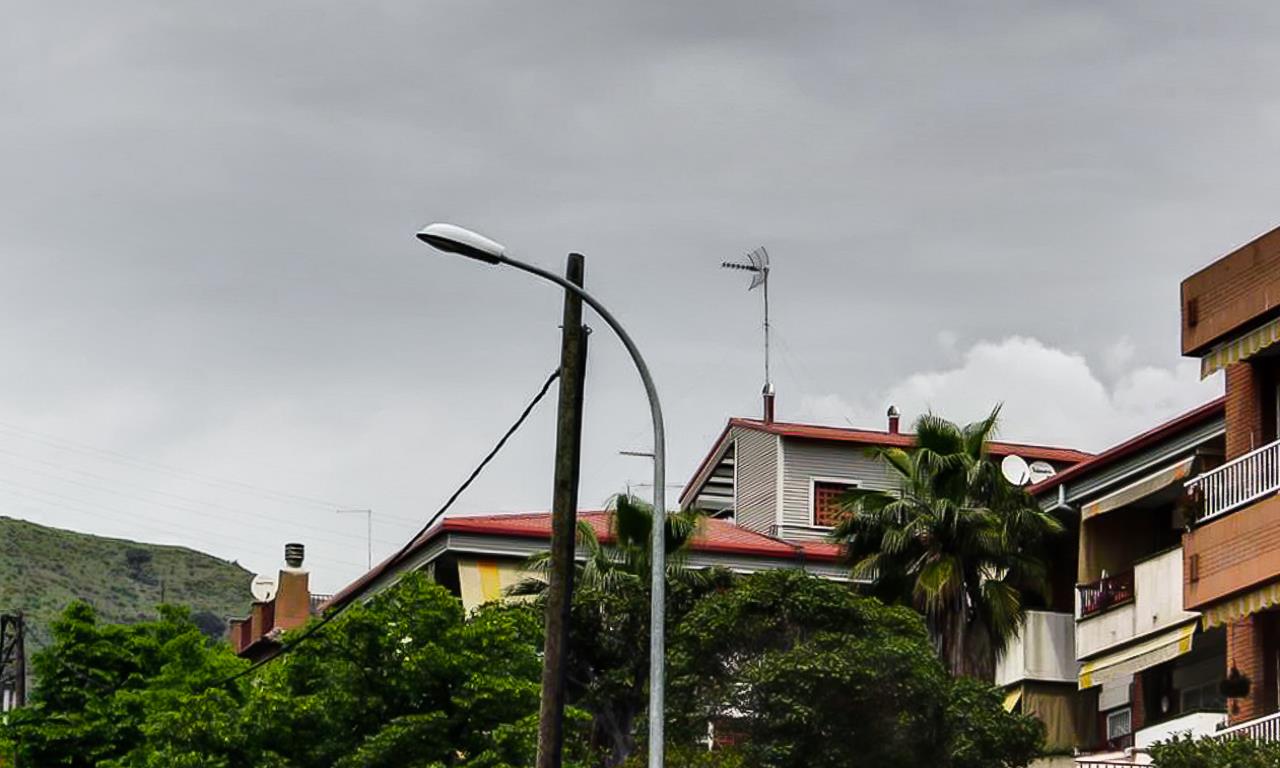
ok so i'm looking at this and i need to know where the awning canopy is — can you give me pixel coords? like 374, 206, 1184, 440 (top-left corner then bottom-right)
1202, 580, 1280, 630
1201, 316, 1280, 379
1081, 457, 1196, 521
1002, 686, 1023, 712
1079, 621, 1196, 690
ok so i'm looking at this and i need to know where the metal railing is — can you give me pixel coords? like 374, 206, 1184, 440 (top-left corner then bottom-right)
1078, 570, 1135, 619
309, 593, 334, 613
1187, 438, 1280, 524
1216, 710, 1280, 742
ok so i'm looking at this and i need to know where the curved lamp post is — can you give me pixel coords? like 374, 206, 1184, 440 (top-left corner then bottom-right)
415, 223, 668, 767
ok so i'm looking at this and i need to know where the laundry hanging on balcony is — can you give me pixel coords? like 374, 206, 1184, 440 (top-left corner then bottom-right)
1078, 620, 1196, 690
1201, 580, 1280, 630
1200, 316, 1280, 378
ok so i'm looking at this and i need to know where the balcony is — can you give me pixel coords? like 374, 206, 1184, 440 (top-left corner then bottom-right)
1134, 711, 1228, 750
1079, 571, 1135, 619
1078, 548, 1198, 659
995, 610, 1076, 687
1186, 438, 1280, 524
1217, 710, 1280, 741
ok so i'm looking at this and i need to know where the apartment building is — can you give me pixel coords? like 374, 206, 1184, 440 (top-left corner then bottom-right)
1181, 226, 1280, 733
1030, 399, 1227, 760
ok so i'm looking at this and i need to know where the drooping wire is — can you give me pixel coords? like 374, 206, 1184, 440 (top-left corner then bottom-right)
203, 366, 563, 690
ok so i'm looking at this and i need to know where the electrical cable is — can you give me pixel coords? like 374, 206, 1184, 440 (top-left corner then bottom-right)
202, 365, 562, 690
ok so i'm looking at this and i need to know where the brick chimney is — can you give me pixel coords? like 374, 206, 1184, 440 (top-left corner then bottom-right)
887, 405, 901, 435
763, 383, 776, 424
274, 543, 311, 632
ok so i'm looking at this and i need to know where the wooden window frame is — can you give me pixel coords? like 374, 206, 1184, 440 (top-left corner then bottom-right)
810, 477, 859, 529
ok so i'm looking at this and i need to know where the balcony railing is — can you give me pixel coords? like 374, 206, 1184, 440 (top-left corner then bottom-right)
1217, 710, 1280, 742
1186, 438, 1280, 524
1078, 570, 1135, 619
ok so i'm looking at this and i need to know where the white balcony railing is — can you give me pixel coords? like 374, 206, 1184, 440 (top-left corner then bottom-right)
1186, 438, 1280, 524
1217, 710, 1280, 742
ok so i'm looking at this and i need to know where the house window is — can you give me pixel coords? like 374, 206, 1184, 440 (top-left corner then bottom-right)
813, 481, 856, 527
1106, 707, 1132, 747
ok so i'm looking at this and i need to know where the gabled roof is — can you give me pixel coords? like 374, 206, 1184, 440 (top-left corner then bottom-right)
324, 510, 843, 613
1028, 397, 1226, 495
680, 416, 1094, 507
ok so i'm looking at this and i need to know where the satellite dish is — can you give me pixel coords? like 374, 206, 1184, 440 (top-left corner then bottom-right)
1001, 455, 1031, 486
250, 574, 278, 602
1028, 460, 1057, 484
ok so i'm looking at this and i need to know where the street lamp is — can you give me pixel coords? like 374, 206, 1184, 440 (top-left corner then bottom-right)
415, 223, 668, 768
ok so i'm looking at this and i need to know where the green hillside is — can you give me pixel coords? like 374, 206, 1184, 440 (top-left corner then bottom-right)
0, 516, 254, 651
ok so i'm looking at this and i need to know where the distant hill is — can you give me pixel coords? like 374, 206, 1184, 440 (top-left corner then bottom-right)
0, 516, 254, 654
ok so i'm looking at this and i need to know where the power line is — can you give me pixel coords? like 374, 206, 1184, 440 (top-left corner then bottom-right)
0, 458, 401, 551
0, 419, 366, 514
206, 365, 562, 689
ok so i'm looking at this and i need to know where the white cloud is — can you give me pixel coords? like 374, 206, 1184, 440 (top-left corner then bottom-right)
796, 336, 1220, 452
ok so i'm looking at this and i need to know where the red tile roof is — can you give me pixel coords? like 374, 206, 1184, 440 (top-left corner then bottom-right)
324, 510, 844, 612
680, 417, 1094, 506
1028, 397, 1225, 495
730, 418, 1094, 463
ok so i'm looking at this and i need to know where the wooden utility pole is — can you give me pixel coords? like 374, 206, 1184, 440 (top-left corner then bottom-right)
0, 612, 25, 711
536, 253, 588, 768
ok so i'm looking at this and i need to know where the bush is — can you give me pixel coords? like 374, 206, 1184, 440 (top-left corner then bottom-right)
1149, 734, 1280, 767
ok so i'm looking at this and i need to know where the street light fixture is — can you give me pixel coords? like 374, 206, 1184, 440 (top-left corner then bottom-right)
415, 223, 668, 768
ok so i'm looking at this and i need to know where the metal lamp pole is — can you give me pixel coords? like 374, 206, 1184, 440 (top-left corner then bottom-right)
415, 224, 667, 767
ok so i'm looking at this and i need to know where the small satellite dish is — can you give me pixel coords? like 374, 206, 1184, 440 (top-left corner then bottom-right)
1028, 460, 1057, 484
250, 574, 278, 603
1001, 454, 1031, 486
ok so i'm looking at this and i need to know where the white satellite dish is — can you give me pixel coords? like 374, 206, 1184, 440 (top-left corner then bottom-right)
250, 574, 278, 602
1028, 460, 1057, 484
1001, 454, 1031, 486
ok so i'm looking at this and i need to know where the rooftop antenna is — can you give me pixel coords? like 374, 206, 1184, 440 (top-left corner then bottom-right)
722, 247, 772, 416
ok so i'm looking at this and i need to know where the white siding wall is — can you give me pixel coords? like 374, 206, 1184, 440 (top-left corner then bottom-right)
733, 427, 778, 535
778, 438, 897, 539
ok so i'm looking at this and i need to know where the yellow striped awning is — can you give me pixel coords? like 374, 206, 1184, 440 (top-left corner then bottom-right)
1078, 621, 1196, 690
1201, 316, 1280, 379
1202, 580, 1280, 630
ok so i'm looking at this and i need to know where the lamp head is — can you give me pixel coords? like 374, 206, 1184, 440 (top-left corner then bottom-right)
415, 223, 506, 265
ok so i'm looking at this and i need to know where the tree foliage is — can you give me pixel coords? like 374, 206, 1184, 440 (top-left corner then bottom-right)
3, 574, 577, 768
830, 406, 1064, 679
513, 494, 728, 767
668, 569, 1044, 768
1148, 734, 1280, 767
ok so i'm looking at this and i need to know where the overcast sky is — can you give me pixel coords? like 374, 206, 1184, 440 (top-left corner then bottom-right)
2, 2, 1274, 591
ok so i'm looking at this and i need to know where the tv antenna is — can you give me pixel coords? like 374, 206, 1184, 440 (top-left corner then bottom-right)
722, 246, 771, 389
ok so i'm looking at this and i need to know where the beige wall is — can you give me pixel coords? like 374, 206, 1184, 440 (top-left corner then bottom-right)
456, 557, 537, 611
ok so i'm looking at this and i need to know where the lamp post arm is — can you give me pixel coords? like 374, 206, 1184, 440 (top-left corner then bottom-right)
497, 254, 667, 768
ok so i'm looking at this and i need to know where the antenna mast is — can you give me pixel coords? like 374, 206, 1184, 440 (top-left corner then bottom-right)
722, 247, 771, 390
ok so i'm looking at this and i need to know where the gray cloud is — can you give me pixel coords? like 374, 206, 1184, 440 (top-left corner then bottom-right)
0, 1, 1271, 590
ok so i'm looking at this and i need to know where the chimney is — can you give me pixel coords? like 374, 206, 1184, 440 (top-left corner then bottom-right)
763, 383, 776, 424
887, 405, 901, 435
274, 542, 311, 632
284, 542, 305, 569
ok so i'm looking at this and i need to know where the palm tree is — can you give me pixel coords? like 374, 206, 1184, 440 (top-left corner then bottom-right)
830, 406, 1063, 680
512, 494, 715, 767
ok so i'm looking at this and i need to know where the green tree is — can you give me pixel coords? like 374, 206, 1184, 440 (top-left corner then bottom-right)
1148, 734, 1280, 767
3, 574, 577, 768
830, 407, 1063, 679
668, 569, 1043, 768
2, 601, 244, 767
513, 494, 725, 767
